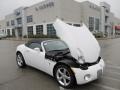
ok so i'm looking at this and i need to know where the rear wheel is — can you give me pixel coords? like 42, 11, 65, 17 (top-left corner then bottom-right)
55, 65, 76, 88
16, 53, 26, 68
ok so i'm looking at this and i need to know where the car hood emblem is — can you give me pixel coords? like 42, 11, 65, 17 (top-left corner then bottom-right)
53, 19, 100, 63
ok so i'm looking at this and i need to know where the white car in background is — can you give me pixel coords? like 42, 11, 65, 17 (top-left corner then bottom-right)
0, 33, 6, 39
16, 19, 105, 88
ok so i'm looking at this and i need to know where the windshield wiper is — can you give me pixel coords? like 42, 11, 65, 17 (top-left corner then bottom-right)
62, 51, 70, 56
50, 50, 63, 52
55, 50, 70, 56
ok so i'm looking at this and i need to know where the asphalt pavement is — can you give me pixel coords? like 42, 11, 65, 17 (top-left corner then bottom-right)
0, 39, 120, 90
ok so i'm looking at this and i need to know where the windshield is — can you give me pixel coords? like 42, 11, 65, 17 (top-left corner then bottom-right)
43, 40, 68, 52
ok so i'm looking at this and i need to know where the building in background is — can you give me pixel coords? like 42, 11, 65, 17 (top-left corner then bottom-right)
24, 0, 81, 37
0, 0, 120, 38
113, 17, 120, 37
0, 19, 6, 35
5, 13, 16, 37
80, 1, 101, 35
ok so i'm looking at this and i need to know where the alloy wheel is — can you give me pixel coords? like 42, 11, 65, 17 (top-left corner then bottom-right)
56, 68, 71, 86
17, 54, 23, 67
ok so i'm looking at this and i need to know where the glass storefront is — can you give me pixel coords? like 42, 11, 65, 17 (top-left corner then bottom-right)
27, 26, 33, 36
47, 24, 56, 36
36, 25, 43, 35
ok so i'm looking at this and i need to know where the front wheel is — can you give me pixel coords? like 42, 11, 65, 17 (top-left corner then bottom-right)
16, 53, 26, 68
55, 65, 76, 88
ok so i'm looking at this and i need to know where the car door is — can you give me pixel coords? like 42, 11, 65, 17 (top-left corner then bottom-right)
24, 42, 45, 70
41, 41, 57, 76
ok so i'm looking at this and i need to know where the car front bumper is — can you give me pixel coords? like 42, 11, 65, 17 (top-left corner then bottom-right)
71, 58, 105, 85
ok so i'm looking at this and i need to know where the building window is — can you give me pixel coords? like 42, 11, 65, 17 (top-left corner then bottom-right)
7, 29, 10, 36
47, 24, 56, 36
105, 16, 108, 23
12, 29, 15, 37
27, 26, 33, 35
17, 27, 22, 37
11, 20, 15, 26
15, 11, 21, 16
106, 9, 109, 13
6, 21, 9, 26
2, 30, 4, 33
73, 24, 81, 27
89, 17, 94, 31
16, 18, 22, 25
36, 25, 43, 35
95, 18, 99, 31
27, 15, 33, 23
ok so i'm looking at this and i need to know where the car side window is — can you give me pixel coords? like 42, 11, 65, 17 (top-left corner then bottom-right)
28, 43, 42, 50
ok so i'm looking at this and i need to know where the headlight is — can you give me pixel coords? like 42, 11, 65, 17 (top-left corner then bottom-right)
78, 55, 85, 64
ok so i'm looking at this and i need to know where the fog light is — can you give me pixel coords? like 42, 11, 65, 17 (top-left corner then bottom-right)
84, 74, 91, 81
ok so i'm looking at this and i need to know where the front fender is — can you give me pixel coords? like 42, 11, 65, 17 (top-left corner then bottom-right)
53, 59, 80, 77
16, 44, 26, 53
58, 59, 80, 68
53, 59, 88, 77
54, 59, 88, 70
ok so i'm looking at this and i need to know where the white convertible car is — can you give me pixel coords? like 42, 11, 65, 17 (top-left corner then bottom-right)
16, 19, 105, 88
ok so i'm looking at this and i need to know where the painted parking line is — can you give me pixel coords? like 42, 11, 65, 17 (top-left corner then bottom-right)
92, 76, 120, 90
92, 83, 120, 90
59, 83, 120, 90
102, 76, 120, 82
104, 70, 120, 76
59, 87, 65, 90
59, 87, 72, 90
106, 64, 120, 70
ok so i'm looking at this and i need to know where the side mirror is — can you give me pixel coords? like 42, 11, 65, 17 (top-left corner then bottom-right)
34, 48, 40, 52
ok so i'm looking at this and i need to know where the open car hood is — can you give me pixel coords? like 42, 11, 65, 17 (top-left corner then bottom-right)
53, 19, 100, 63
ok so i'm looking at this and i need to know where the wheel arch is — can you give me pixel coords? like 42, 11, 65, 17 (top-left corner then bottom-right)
16, 51, 26, 65
53, 60, 78, 78
53, 62, 70, 77
53, 61, 77, 86
53, 59, 80, 77
16, 51, 22, 55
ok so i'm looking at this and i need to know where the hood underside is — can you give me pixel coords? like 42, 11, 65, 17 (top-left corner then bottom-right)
53, 19, 100, 63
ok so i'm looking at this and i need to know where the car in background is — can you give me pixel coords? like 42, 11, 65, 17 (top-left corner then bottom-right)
0, 33, 6, 39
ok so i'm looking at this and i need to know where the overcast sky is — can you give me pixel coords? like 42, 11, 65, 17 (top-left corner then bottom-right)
0, 0, 120, 20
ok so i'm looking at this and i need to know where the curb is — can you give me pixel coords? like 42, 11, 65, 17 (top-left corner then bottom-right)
5, 37, 120, 41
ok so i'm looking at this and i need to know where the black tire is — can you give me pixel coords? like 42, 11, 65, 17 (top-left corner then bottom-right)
16, 52, 26, 68
55, 65, 76, 88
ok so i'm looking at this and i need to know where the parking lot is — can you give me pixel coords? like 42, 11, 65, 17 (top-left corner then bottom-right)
0, 39, 120, 90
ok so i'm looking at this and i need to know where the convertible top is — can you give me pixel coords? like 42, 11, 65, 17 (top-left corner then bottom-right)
25, 38, 59, 46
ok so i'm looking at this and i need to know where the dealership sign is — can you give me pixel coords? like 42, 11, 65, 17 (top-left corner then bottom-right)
35, 1, 54, 11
